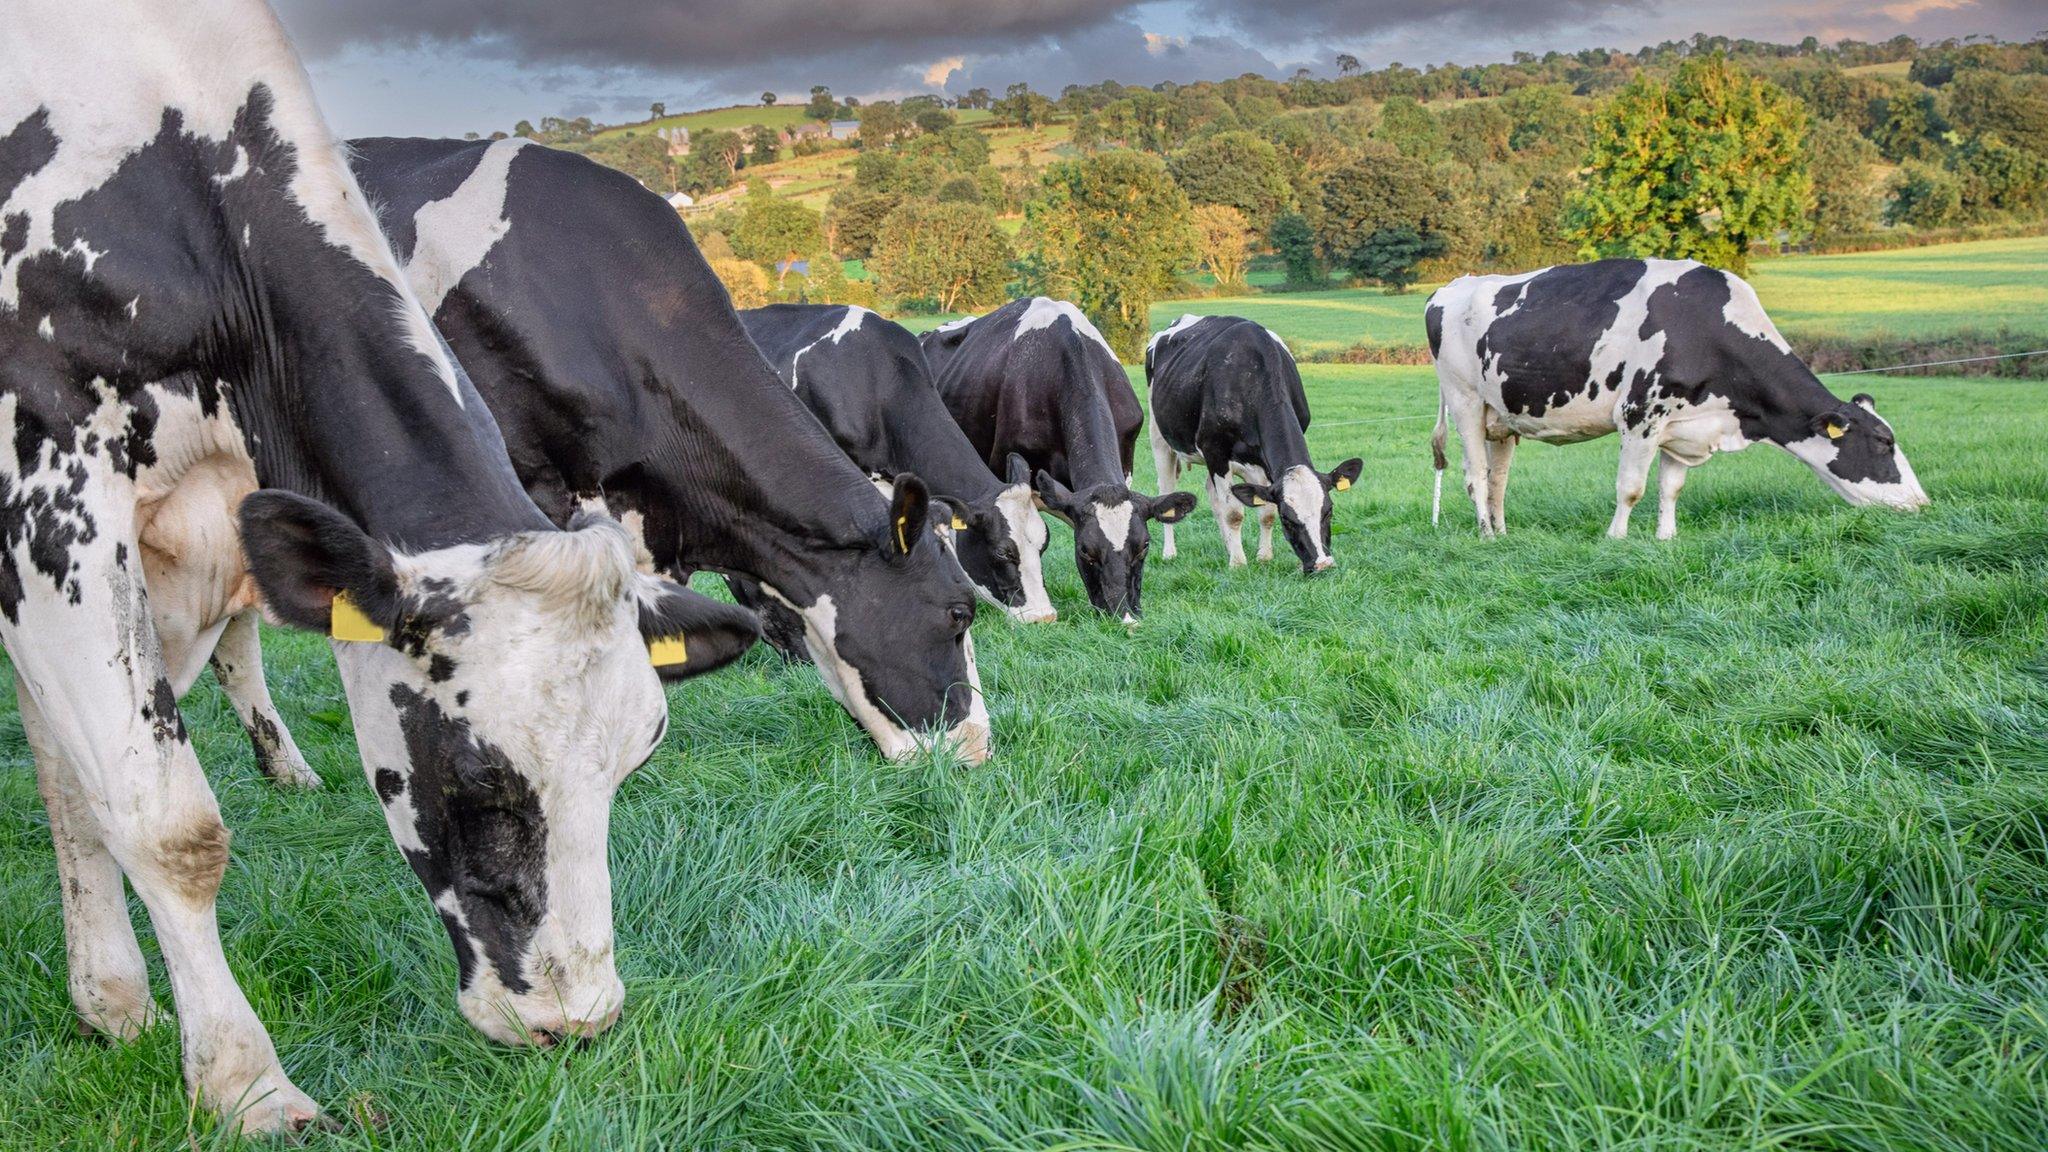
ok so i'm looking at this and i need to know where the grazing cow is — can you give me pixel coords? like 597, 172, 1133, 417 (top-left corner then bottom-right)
1146, 315, 1363, 573
921, 298, 1194, 622
1427, 259, 1929, 539
349, 137, 990, 763
741, 303, 1057, 624
2, 1, 758, 1132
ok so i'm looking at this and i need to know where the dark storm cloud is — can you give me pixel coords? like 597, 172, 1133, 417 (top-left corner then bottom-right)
273, 0, 1150, 70
1194, 0, 1648, 41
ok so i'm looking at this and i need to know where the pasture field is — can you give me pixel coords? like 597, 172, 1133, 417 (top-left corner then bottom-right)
1148, 234, 2048, 356
2, 355, 2045, 1147
596, 104, 812, 141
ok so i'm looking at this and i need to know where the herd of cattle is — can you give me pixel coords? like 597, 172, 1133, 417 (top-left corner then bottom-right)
2, 2, 1931, 1132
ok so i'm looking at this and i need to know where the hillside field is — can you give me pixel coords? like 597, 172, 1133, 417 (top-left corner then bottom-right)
1, 243, 2045, 1148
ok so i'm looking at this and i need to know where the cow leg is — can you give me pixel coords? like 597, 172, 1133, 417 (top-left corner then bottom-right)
1148, 421, 1180, 561
1207, 472, 1247, 567
1608, 435, 1659, 539
208, 611, 319, 789
1255, 502, 1277, 562
1656, 453, 1691, 541
1447, 397, 1494, 537
20, 677, 161, 1040
5, 518, 317, 1133
1484, 435, 1518, 537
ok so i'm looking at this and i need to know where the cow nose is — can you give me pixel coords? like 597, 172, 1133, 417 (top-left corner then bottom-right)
1013, 606, 1058, 624
529, 1003, 622, 1047
1310, 558, 1335, 574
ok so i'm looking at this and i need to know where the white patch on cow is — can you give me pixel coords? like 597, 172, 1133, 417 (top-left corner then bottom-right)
1720, 271, 1794, 353
788, 305, 874, 385
212, 144, 249, 185
1265, 328, 1291, 356
1657, 394, 1749, 466
0, 0, 460, 400
1014, 297, 1116, 359
1095, 500, 1135, 554
37, 315, 53, 339
1279, 465, 1331, 567
1781, 432, 1931, 510
995, 483, 1055, 623
125, 296, 138, 320
574, 493, 657, 572
1228, 461, 1270, 487
404, 138, 530, 316
934, 313, 980, 333
1148, 312, 1206, 356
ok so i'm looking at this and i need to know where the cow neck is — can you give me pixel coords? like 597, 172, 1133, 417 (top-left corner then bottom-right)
1727, 340, 1842, 442
1247, 385, 1314, 479
1054, 342, 1129, 489
641, 324, 884, 598
887, 383, 1005, 503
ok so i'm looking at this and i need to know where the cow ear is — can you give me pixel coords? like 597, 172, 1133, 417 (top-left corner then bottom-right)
1851, 393, 1878, 413
1147, 491, 1196, 524
1034, 470, 1078, 524
637, 577, 760, 682
1328, 458, 1364, 492
1230, 482, 1272, 508
933, 495, 973, 533
1812, 408, 1854, 440
1005, 452, 1032, 486
885, 473, 933, 557
239, 490, 400, 636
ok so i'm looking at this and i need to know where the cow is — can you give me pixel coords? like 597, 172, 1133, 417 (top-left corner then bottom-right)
1146, 315, 1364, 574
347, 137, 991, 763
2, 0, 759, 1133
741, 303, 1057, 624
920, 298, 1194, 622
1427, 259, 1929, 540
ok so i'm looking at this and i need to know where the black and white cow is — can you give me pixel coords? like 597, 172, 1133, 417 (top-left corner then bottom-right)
348, 137, 991, 763
921, 298, 1194, 622
2, 1, 758, 1133
1427, 259, 1929, 539
741, 303, 1057, 624
1146, 315, 1363, 574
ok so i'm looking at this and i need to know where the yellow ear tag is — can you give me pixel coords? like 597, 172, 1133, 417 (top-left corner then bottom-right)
1251, 496, 1270, 507
951, 516, 968, 531
330, 592, 386, 643
895, 514, 909, 552
1826, 422, 1847, 440
647, 635, 689, 668
1334, 477, 1352, 492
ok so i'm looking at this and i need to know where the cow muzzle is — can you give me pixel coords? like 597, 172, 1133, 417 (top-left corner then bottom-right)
460, 969, 626, 1048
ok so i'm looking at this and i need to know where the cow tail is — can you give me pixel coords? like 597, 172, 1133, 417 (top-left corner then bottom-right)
1430, 397, 1448, 526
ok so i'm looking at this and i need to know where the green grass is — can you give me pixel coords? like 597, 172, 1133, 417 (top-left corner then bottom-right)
1149, 235, 2048, 356
597, 104, 812, 141
4, 357, 2046, 1148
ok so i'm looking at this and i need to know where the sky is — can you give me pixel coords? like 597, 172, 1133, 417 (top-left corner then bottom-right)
274, 0, 2047, 139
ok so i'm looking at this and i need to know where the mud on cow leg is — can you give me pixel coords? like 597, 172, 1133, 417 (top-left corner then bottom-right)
209, 610, 320, 789
1255, 502, 1277, 562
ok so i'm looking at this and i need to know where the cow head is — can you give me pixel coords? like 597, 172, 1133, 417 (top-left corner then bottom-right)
1231, 458, 1364, 575
240, 491, 759, 1046
1034, 470, 1195, 622
946, 454, 1054, 623
763, 474, 991, 763
1784, 394, 1928, 511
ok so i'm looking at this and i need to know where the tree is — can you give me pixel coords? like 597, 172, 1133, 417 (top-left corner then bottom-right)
806, 86, 836, 121
826, 185, 902, 258
745, 124, 781, 166
513, 119, 536, 139
1946, 70, 2048, 155
680, 129, 745, 192
1190, 205, 1254, 291
762, 91, 777, 107
1337, 53, 1360, 76
1167, 131, 1295, 232
1317, 153, 1462, 291
733, 193, 825, 268
996, 83, 1053, 128
1269, 212, 1323, 288
708, 258, 771, 308
1806, 116, 1880, 238
858, 101, 907, 147
1019, 151, 1195, 359
870, 200, 1013, 313
963, 87, 993, 111
1884, 162, 1962, 228
914, 108, 957, 136
1567, 56, 1811, 275
650, 102, 666, 120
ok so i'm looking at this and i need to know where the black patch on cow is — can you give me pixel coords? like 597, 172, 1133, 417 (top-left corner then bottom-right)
0, 109, 58, 208
1480, 259, 1646, 419
1424, 300, 1445, 358
428, 654, 456, 682
0, 213, 25, 264
373, 767, 406, 803
389, 683, 544, 995
142, 676, 187, 744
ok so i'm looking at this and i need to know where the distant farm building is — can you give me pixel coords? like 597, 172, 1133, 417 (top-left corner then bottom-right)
829, 119, 860, 141
666, 191, 694, 209
788, 122, 829, 143
656, 125, 691, 156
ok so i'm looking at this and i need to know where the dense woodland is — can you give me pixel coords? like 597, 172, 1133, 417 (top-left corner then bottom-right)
488, 34, 2048, 359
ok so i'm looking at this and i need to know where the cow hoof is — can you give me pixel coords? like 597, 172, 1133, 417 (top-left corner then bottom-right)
261, 756, 322, 791
74, 983, 163, 1041
211, 1072, 322, 1137
1256, 551, 1273, 563
1656, 528, 1677, 541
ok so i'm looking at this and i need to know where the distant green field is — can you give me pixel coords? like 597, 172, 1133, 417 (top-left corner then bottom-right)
1147, 235, 2048, 355
598, 103, 811, 141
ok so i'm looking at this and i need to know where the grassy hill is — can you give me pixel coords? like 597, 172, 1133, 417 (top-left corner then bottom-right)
596, 103, 813, 141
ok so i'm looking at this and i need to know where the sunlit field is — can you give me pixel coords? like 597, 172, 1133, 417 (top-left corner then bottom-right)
1147, 235, 2048, 356
2, 263, 2045, 1146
